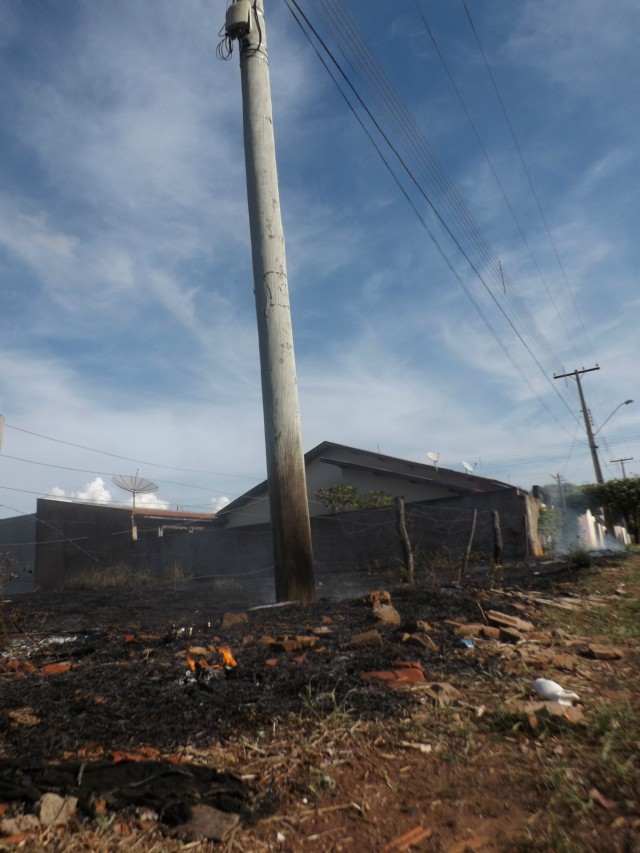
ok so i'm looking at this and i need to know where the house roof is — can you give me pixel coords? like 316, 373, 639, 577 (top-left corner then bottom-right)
132, 508, 217, 522
218, 441, 513, 517
38, 497, 216, 523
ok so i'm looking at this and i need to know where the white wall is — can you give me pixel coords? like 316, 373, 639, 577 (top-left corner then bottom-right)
223, 447, 461, 528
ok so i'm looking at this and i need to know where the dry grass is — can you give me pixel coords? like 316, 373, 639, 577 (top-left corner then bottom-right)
62, 564, 155, 590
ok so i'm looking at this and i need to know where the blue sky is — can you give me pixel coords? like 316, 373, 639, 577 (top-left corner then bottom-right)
0, 0, 638, 518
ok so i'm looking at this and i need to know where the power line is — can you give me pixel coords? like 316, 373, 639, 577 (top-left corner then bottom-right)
3, 423, 259, 480
0, 453, 237, 498
306, 0, 566, 380
460, 0, 597, 368
285, 0, 580, 429
285, 1, 572, 435
414, 0, 583, 366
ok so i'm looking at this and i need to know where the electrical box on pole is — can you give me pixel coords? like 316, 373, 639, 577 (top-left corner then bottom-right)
222, 0, 316, 603
225, 1, 252, 39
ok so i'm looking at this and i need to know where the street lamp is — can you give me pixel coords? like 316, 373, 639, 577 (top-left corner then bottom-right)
593, 400, 633, 437
586, 399, 633, 485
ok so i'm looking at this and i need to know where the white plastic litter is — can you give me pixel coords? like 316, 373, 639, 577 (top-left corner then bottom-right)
532, 678, 580, 706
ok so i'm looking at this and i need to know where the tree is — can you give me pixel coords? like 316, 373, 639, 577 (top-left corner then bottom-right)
568, 477, 640, 543
315, 483, 394, 513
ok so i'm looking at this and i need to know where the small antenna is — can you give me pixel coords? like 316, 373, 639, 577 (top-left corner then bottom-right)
427, 451, 439, 470
112, 473, 159, 510
462, 461, 476, 476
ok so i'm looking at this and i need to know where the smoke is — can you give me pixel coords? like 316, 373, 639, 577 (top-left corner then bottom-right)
549, 507, 627, 554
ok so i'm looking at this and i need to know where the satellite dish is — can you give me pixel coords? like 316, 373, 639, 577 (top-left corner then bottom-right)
427, 451, 439, 470
112, 473, 159, 509
462, 461, 476, 475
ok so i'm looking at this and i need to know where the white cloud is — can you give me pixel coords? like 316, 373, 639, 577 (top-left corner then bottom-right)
130, 491, 170, 510
46, 477, 170, 509
47, 477, 112, 503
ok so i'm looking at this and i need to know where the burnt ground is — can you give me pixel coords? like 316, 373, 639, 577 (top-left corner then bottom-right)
1, 555, 639, 852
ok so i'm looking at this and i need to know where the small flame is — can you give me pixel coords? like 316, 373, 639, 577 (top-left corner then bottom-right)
218, 645, 237, 667
185, 647, 236, 672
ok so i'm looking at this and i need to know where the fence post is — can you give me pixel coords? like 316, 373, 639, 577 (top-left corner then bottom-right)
492, 510, 503, 564
460, 509, 478, 581
396, 497, 415, 584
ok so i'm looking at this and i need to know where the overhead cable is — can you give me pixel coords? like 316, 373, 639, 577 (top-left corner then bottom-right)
285, 0, 580, 429
3, 423, 259, 480
415, 0, 583, 366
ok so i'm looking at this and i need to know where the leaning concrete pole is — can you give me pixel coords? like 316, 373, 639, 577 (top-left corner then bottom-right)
224, 0, 316, 603
554, 366, 603, 484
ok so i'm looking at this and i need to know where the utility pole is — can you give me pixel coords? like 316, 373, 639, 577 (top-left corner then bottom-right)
554, 366, 603, 484
550, 473, 566, 512
224, 0, 316, 603
611, 457, 633, 478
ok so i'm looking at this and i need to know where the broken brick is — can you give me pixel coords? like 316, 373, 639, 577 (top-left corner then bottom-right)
487, 610, 535, 633
40, 663, 71, 676
275, 636, 318, 652
584, 643, 624, 661
499, 626, 524, 644
454, 622, 485, 638
220, 612, 249, 630
372, 603, 402, 626
347, 630, 383, 649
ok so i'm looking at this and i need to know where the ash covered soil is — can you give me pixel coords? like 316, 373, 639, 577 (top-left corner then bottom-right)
1, 556, 639, 852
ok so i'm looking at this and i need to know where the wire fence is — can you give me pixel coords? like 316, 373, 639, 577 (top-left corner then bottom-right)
17, 489, 537, 601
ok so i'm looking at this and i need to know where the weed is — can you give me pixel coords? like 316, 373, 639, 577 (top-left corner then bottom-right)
585, 701, 640, 802
0, 553, 30, 645
541, 590, 640, 643
565, 546, 592, 569
487, 560, 505, 587
206, 576, 244, 592
510, 696, 640, 851
516, 823, 589, 853
484, 702, 586, 740
62, 564, 153, 590
299, 681, 353, 728
167, 560, 192, 586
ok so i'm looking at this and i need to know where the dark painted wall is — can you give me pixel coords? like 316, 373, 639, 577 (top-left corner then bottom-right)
0, 514, 36, 594
34, 490, 537, 602
34, 499, 220, 591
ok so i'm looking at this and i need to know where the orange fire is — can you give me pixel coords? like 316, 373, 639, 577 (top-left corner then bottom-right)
218, 645, 237, 668
185, 646, 237, 671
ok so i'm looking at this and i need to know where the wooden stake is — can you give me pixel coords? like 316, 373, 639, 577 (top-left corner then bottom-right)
396, 497, 414, 584
460, 509, 478, 581
492, 509, 503, 563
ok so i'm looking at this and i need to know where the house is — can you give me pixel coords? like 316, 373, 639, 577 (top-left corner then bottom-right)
9, 443, 539, 597
217, 441, 514, 528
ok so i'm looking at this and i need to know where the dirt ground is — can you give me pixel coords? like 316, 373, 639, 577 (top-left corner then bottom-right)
1, 554, 639, 852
